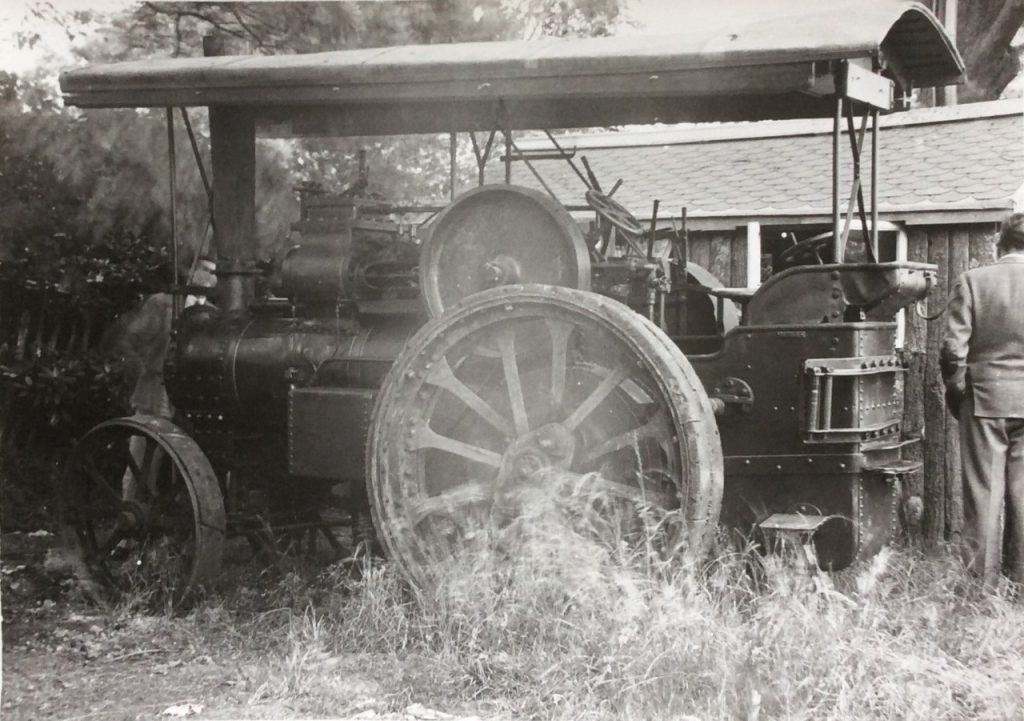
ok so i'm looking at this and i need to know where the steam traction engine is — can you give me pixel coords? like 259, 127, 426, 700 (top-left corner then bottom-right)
56, 2, 964, 603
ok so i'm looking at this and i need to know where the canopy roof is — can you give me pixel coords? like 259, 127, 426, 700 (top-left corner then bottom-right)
60, 1, 963, 135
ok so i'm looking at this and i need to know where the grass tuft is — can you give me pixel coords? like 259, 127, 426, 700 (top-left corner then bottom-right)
84, 471, 1022, 720
227, 473, 1024, 720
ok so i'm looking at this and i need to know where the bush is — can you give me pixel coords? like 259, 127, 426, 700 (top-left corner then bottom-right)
0, 230, 168, 529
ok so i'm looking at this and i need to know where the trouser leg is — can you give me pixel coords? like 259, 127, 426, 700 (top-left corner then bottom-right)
1004, 418, 1024, 583
122, 434, 145, 501
959, 396, 1008, 588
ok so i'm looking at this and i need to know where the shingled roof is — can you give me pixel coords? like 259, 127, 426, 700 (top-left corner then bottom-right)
497, 99, 1023, 229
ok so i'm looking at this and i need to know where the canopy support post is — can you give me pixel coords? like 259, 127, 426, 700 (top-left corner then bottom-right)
832, 94, 842, 263
449, 132, 457, 200
871, 108, 879, 258
469, 131, 497, 187
165, 107, 180, 322
209, 107, 256, 314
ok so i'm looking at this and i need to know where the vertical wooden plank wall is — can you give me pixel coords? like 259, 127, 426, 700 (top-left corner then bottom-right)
730, 229, 748, 288
707, 233, 733, 288
689, 235, 712, 277
689, 232, 743, 287
906, 222, 998, 543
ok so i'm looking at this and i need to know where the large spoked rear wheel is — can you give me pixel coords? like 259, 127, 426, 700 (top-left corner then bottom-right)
60, 416, 226, 608
368, 285, 723, 585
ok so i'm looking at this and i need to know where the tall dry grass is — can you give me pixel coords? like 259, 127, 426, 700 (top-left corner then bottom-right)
193, 473, 1024, 720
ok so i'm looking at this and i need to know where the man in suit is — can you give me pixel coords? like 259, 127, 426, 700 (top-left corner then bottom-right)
109, 256, 217, 418
941, 212, 1024, 588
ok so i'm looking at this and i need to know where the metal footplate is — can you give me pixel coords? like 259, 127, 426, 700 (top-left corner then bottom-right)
757, 513, 832, 572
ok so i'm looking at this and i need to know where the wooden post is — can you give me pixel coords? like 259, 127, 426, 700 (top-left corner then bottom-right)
744, 222, 760, 288
730, 226, 747, 288
945, 226, 970, 542
923, 227, 949, 542
902, 228, 929, 535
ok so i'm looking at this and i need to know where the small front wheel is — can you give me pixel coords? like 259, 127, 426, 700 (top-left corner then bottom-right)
60, 416, 225, 608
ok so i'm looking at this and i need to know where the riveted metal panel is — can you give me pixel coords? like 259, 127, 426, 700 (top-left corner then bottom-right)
288, 387, 375, 480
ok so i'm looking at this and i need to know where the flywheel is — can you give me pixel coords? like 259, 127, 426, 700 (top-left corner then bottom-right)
59, 416, 225, 608
367, 284, 723, 586
419, 185, 591, 318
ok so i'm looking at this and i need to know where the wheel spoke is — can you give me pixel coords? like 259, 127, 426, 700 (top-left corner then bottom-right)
497, 329, 529, 436
546, 318, 573, 408
582, 408, 672, 464
406, 482, 493, 525
122, 440, 146, 485
563, 365, 630, 432
426, 356, 512, 436
141, 442, 161, 495
83, 458, 122, 503
562, 471, 675, 508
409, 424, 503, 468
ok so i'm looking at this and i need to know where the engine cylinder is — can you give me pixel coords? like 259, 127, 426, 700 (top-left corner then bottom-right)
167, 307, 422, 432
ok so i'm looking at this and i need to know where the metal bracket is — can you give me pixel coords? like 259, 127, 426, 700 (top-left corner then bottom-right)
710, 376, 753, 414
758, 512, 832, 573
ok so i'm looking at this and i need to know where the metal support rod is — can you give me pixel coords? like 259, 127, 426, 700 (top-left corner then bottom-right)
469, 130, 496, 187
844, 104, 874, 261
449, 131, 457, 200
580, 156, 602, 192
839, 109, 872, 259
507, 138, 561, 202
832, 95, 842, 263
165, 107, 180, 322
543, 129, 593, 190
678, 206, 689, 335
179, 108, 214, 228
871, 108, 879, 258
503, 126, 512, 185
821, 375, 833, 430
647, 199, 660, 260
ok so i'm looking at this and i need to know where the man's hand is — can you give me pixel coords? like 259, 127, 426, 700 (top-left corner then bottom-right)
945, 385, 964, 421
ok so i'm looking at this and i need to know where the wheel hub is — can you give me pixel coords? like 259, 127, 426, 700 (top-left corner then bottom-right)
117, 499, 149, 531
481, 255, 522, 287
497, 422, 576, 489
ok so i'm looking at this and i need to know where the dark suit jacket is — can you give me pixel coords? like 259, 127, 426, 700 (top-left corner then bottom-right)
941, 253, 1024, 418
107, 293, 174, 417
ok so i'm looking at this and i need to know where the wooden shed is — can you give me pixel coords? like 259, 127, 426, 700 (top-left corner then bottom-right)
494, 98, 1023, 540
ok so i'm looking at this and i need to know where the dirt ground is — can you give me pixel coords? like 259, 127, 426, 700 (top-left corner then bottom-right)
0, 532, 487, 721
